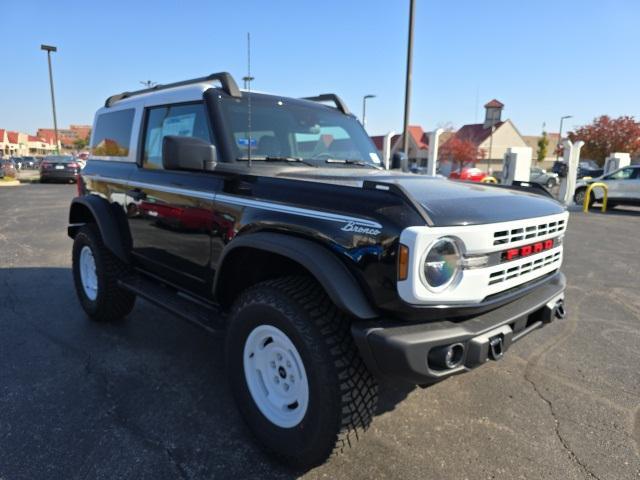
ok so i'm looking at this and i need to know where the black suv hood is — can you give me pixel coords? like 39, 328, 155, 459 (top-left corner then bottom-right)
276, 168, 566, 226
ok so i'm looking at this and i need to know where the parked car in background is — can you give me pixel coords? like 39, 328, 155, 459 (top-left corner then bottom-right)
11, 157, 23, 170
1, 158, 18, 178
529, 167, 558, 188
449, 166, 488, 182
574, 165, 640, 208
21, 156, 38, 169
577, 160, 604, 179
40, 155, 81, 183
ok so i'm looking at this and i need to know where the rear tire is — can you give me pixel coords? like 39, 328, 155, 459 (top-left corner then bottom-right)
72, 225, 136, 322
225, 276, 378, 469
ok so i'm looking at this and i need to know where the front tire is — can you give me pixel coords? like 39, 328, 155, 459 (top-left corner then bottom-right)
72, 225, 136, 321
574, 187, 594, 208
225, 276, 378, 468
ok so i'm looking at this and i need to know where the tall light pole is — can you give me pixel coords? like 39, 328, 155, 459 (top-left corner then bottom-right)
140, 80, 157, 88
41, 44, 59, 154
556, 115, 572, 161
362, 94, 376, 129
487, 124, 496, 173
402, 0, 416, 157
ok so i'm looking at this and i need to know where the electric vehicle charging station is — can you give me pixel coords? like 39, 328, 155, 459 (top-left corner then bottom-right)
603, 152, 630, 175
426, 128, 443, 176
501, 147, 532, 185
558, 139, 584, 205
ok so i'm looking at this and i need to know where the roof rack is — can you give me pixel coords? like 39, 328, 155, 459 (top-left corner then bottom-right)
301, 94, 351, 116
104, 71, 241, 107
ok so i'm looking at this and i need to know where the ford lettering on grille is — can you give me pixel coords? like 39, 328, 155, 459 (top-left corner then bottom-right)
501, 239, 555, 262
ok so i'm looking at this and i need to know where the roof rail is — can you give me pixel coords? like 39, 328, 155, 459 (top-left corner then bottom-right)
301, 94, 351, 116
104, 72, 241, 107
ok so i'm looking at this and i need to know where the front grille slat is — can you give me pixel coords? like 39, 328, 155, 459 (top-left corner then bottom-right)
488, 252, 561, 286
493, 219, 566, 246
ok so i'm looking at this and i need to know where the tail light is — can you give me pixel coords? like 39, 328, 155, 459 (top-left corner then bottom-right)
76, 174, 83, 196
41, 162, 51, 169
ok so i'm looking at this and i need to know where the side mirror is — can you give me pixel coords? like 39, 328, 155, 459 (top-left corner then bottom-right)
391, 151, 409, 171
162, 135, 217, 171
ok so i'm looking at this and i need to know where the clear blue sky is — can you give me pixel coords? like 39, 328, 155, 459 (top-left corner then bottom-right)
2, 0, 638, 137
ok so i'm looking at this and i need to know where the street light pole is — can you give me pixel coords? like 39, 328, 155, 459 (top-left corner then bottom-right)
41, 44, 60, 154
402, 0, 416, 157
362, 94, 376, 129
556, 115, 572, 162
487, 124, 495, 173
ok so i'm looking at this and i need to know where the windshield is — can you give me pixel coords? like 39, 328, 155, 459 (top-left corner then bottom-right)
218, 94, 382, 168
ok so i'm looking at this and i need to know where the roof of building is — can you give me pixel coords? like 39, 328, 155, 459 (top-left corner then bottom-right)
0, 129, 5, 141
370, 125, 429, 152
448, 121, 504, 147
484, 99, 504, 108
7, 131, 18, 143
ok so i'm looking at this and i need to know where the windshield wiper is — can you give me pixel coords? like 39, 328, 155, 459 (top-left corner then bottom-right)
236, 156, 316, 166
324, 158, 380, 169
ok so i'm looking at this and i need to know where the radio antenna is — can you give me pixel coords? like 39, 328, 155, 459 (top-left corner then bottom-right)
242, 32, 254, 168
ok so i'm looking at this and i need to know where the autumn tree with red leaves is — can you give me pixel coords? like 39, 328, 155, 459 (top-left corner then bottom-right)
567, 115, 640, 165
439, 137, 484, 172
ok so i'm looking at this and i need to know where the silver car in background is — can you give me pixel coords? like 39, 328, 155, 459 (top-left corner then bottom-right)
574, 165, 640, 208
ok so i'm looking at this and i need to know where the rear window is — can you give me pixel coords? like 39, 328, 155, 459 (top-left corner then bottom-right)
91, 109, 135, 157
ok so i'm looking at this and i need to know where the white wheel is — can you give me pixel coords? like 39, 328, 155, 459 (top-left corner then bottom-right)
243, 324, 309, 428
79, 245, 98, 301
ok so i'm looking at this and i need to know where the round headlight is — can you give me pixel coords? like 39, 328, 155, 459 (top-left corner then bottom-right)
421, 237, 461, 291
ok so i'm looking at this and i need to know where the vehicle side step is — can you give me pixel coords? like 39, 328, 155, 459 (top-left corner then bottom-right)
118, 275, 226, 335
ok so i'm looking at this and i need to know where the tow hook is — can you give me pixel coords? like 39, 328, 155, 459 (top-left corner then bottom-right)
554, 300, 566, 319
488, 335, 504, 360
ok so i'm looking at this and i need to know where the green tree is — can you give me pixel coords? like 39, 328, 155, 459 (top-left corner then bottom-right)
536, 131, 548, 163
73, 138, 88, 150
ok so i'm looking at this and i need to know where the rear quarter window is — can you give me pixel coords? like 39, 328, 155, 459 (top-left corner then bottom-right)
91, 109, 135, 157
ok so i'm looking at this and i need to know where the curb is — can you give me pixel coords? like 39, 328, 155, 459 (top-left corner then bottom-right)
0, 179, 21, 187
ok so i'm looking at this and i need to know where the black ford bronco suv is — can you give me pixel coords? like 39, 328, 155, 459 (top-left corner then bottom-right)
68, 72, 568, 468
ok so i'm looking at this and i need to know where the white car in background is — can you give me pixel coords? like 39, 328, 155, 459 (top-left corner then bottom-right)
574, 165, 640, 208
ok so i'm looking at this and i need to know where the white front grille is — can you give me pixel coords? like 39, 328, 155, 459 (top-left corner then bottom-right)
493, 219, 566, 247
397, 211, 569, 305
488, 251, 562, 285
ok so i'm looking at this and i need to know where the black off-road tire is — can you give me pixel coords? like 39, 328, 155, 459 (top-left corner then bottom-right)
72, 225, 136, 322
225, 276, 378, 469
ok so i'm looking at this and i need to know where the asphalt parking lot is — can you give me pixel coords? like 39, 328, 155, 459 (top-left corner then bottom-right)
1, 183, 639, 480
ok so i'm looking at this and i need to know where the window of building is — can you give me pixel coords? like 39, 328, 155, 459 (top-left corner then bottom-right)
142, 103, 212, 169
91, 109, 135, 157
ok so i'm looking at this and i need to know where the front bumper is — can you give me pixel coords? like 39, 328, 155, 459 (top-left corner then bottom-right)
352, 271, 566, 385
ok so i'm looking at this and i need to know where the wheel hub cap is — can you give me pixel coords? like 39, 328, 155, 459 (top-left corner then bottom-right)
243, 325, 309, 428
79, 246, 98, 301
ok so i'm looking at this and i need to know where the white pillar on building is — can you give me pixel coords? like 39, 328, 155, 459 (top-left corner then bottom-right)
382, 131, 396, 170
426, 128, 443, 176
501, 147, 532, 185
558, 139, 584, 205
603, 152, 630, 175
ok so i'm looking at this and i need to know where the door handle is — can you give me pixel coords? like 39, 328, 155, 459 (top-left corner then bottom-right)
127, 188, 146, 201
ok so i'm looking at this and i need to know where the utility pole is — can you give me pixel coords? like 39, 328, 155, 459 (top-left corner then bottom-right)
362, 94, 376, 129
41, 44, 59, 154
487, 124, 496, 173
402, 0, 416, 157
556, 115, 572, 162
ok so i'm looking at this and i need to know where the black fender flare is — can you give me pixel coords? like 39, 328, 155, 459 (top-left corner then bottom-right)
213, 232, 379, 319
68, 195, 130, 263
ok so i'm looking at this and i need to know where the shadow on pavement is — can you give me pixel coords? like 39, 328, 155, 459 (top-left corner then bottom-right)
1, 267, 412, 479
